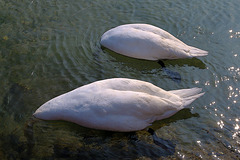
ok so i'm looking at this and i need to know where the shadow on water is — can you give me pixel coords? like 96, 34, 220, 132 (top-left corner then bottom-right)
150, 108, 199, 130
21, 108, 199, 159
123, 109, 199, 158
102, 47, 207, 69
163, 57, 207, 69
101, 47, 207, 83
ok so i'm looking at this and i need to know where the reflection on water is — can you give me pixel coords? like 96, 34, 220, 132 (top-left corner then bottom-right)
229, 29, 240, 39
1, 0, 240, 159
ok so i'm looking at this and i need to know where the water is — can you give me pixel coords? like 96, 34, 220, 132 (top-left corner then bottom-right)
0, 0, 240, 159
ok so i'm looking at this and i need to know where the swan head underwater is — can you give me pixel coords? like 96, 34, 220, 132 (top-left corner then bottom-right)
100, 24, 208, 60
33, 78, 204, 132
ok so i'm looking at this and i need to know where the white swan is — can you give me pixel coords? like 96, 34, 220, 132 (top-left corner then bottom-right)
100, 24, 208, 60
33, 78, 204, 132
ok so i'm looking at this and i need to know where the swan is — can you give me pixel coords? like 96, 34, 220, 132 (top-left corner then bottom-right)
100, 24, 208, 60
33, 78, 204, 132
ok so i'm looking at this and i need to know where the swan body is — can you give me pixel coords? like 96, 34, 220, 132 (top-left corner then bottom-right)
34, 78, 204, 132
100, 24, 208, 60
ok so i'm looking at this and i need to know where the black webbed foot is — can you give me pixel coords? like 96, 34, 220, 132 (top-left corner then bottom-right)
157, 60, 181, 83
147, 128, 176, 155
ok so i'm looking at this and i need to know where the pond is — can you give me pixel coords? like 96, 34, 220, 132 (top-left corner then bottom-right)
0, 0, 239, 159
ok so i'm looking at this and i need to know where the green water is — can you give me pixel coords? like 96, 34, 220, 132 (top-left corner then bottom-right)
0, 0, 240, 159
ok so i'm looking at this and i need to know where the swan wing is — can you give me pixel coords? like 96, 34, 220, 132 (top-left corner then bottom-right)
94, 78, 180, 101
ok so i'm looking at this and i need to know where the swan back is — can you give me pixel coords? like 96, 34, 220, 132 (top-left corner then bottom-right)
100, 24, 208, 60
34, 78, 204, 132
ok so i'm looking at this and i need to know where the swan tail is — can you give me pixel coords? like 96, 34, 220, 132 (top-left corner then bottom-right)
169, 88, 205, 107
188, 46, 208, 57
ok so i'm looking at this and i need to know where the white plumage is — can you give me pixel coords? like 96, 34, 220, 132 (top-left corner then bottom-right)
34, 78, 204, 132
100, 24, 208, 60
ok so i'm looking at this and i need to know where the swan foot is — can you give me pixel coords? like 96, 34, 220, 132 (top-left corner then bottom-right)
157, 60, 181, 83
147, 128, 176, 154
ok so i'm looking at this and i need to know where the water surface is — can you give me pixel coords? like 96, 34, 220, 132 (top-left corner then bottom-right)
0, 0, 240, 159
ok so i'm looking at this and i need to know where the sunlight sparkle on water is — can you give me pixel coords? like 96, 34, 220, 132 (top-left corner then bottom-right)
234, 124, 239, 130
204, 81, 210, 86
228, 86, 233, 91
221, 76, 230, 81
194, 80, 199, 84
177, 152, 185, 159
209, 101, 216, 106
229, 29, 240, 38
217, 120, 224, 129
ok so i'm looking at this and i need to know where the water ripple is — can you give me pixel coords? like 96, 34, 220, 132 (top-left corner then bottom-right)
1, 0, 240, 159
